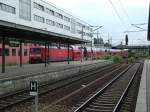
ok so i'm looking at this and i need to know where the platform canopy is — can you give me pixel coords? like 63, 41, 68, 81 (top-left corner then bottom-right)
0, 20, 90, 44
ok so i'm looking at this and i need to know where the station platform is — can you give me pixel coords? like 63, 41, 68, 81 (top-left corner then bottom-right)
0, 60, 110, 80
0, 60, 112, 96
135, 60, 149, 112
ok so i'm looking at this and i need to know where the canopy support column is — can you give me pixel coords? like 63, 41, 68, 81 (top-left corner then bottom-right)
44, 42, 47, 67
2, 37, 5, 73
20, 40, 22, 67
67, 43, 70, 64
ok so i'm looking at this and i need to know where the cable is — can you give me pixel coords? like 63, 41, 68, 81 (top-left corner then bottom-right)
108, 0, 128, 30
118, 0, 132, 24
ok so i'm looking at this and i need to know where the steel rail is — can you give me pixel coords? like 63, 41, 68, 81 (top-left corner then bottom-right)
74, 63, 139, 112
0, 63, 118, 110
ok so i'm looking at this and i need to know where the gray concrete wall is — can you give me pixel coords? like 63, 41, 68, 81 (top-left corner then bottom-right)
0, 61, 112, 95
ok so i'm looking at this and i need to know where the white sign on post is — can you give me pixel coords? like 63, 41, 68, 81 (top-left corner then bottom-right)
30, 81, 38, 96
30, 81, 39, 112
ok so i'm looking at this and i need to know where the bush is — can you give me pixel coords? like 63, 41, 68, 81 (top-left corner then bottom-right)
103, 55, 112, 60
128, 57, 134, 63
112, 55, 123, 63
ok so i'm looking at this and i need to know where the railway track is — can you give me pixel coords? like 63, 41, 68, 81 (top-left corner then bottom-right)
73, 62, 142, 112
0, 63, 120, 111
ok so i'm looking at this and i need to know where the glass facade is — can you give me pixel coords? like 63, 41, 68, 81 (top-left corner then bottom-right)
46, 8, 54, 16
46, 19, 55, 26
64, 25, 70, 31
55, 12, 63, 19
56, 22, 63, 29
34, 15, 45, 23
19, 0, 31, 21
0, 2, 15, 14
34, 2, 44, 11
64, 16, 70, 22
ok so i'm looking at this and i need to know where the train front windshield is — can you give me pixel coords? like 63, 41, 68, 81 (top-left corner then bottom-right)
30, 48, 41, 54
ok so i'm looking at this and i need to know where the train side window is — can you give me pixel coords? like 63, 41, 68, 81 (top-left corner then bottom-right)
24, 49, 28, 56
0, 48, 9, 56
5, 49, 9, 56
12, 49, 16, 56
18, 49, 20, 56
0, 48, 1, 56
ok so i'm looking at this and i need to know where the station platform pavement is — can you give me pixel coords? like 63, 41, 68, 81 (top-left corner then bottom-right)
0, 60, 111, 80
135, 60, 150, 112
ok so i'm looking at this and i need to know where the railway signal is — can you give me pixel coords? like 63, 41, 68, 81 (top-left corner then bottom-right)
30, 81, 38, 112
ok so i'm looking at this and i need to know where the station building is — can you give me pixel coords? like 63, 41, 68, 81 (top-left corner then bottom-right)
0, 0, 93, 65
0, 0, 92, 40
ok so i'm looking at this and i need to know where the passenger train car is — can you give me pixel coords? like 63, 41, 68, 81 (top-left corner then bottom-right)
0, 43, 129, 64
29, 45, 129, 63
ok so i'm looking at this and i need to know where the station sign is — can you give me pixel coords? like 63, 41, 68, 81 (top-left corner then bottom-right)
30, 81, 38, 96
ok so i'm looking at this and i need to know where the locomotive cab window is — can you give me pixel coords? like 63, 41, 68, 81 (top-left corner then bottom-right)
30, 48, 41, 53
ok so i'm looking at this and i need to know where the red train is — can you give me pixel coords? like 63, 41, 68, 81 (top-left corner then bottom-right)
29, 45, 129, 63
0, 44, 129, 65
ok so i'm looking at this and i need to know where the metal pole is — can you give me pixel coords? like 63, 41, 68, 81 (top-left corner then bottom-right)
20, 40, 22, 67
91, 34, 93, 61
2, 37, 5, 73
67, 43, 70, 64
97, 31, 99, 47
48, 43, 50, 65
81, 25, 84, 62
35, 95, 38, 112
44, 42, 47, 67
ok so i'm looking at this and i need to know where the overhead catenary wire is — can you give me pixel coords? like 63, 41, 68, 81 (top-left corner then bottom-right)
108, 0, 128, 30
118, 0, 132, 24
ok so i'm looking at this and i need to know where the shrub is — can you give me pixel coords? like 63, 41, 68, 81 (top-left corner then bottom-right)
103, 55, 112, 60
128, 57, 134, 63
112, 55, 123, 63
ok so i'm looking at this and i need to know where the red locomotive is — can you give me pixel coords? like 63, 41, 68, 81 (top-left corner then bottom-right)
29, 45, 129, 63
0, 44, 129, 65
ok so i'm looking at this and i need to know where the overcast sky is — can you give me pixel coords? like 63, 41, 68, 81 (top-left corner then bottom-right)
46, 0, 149, 45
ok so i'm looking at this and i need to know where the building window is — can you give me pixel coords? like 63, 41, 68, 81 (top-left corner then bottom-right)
46, 8, 54, 16
56, 22, 63, 29
34, 15, 45, 23
64, 25, 70, 31
34, 2, 44, 11
76, 22, 82, 27
0, 2, 15, 14
85, 26, 90, 30
77, 30, 81, 34
12, 49, 16, 56
90, 28, 93, 32
71, 18, 76, 34
24, 49, 28, 56
46, 19, 55, 26
64, 16, 70, 22
55, 12, 63, 19
19, 0, 31, 21
0, 48, 9, 56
